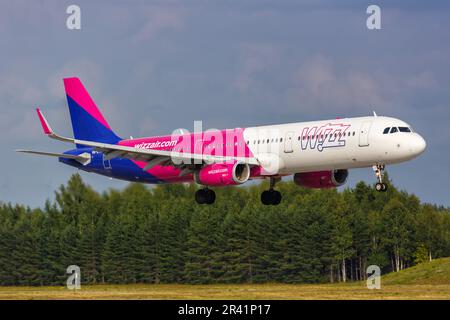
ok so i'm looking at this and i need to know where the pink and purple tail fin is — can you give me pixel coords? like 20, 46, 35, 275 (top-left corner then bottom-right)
63, 77, 121, 146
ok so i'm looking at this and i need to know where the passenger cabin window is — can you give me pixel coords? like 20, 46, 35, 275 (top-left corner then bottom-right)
399, 127, 411, 133
383, 127, 390, 134
390, 127, 398, 134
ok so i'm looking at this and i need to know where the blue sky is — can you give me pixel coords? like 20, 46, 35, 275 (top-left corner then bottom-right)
1, 0, 449, 207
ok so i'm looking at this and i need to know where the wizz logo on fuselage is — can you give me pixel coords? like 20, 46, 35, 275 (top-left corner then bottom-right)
300, 123, 351, 152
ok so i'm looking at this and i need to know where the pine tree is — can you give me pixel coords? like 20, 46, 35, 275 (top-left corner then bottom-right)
381, 198, 412, 272
1, 173, 450, 286
184, 205, 225, 284
159, 198, 193, 283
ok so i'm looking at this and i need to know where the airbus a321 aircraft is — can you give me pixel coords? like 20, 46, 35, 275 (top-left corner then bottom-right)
17, 78, 426, 205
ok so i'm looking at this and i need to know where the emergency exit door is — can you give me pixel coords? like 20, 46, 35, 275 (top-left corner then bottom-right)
358, 121, 372, 147
284, 131, 294, 153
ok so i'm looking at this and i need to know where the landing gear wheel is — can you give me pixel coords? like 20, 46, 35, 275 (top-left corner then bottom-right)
261, 190, 272, 205
195, 189, 206, 204
271, 190, 282, 205
375, 183, 388, 192
205, 189, 216, 204
261, 177, 282, 205
373, 165, 388, 192
195, 188, 216, 204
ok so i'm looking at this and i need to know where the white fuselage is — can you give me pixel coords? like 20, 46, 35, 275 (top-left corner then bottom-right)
244, 116, 426, 175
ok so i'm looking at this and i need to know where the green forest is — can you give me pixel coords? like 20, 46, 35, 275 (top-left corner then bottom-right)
0, 173, 449, 286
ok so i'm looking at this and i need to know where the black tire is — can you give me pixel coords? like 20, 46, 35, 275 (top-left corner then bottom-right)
261, 190, 282, 205
382, 183, 388, 192
271, 190, 282, 205
195, 189, 206, 204
375, 183, 383, 192
261, 190, 272, 205
205, 189, 216, 204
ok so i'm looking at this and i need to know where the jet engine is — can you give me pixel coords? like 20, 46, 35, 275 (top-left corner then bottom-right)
195, 161, 251, 186
293, 169, 348, 188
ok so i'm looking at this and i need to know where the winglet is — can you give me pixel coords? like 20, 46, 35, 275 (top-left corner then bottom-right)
34, 108, 75, 143
36, 108, 53, 135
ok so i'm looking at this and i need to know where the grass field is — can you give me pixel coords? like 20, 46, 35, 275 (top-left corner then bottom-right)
0, 258, 449, 300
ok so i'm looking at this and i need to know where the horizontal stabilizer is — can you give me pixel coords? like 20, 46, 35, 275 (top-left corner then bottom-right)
15, 149, 91, 165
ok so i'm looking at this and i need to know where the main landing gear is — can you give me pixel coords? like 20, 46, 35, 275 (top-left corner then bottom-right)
195, 188, 216, 205
261, 177, 282, 205
373, 164, 388, 192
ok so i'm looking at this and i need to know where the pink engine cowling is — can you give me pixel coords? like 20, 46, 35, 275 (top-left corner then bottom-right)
195, 162, 251, 186
293, 169, 348, 188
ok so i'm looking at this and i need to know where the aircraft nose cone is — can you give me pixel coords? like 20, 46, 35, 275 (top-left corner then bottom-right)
410, 135, 427, 156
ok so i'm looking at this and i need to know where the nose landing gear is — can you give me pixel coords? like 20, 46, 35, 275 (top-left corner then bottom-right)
373, 164, 388, 192
261, 177, 282, 205
195, 188, 216, 204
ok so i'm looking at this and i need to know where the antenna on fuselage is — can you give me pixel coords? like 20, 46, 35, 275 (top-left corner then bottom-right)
372, 111, 378, 117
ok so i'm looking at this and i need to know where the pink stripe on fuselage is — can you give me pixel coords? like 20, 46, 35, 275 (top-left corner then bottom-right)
132, 160, 193, 183
119, 128, 253, 179
63, 78, 111, 129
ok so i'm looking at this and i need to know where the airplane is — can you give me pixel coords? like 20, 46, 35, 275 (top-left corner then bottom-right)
17, 77, 426, 205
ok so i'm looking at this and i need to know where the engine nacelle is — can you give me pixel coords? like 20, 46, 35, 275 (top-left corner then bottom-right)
195, 161, 251, 186
293, 169, 348, 188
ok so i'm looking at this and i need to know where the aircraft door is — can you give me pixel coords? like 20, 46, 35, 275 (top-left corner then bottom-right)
103, 154, 112, 169
358, 121, 372, 147
284, 131, 294, 153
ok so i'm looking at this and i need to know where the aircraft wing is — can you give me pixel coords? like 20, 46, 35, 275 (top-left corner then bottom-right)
31, 108, 260, 172
75, 138, 259, 171
15, 149, 91, 165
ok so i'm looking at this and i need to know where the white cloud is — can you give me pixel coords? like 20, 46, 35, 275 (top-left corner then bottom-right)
47, 60, 102, 100
0, 60, 104, 142
285, 54, 439, 116
233, 43, 282, 92
0, 75, 44, 106
286, 55, 386, 115
0, 74, 47, 143
132, 5, 186, 42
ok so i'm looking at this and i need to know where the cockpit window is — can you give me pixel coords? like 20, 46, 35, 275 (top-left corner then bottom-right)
383, 127, 390, 134
390, 127, 398, 134
399, 127, 411, 133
